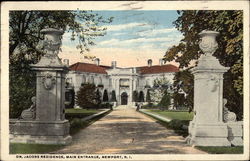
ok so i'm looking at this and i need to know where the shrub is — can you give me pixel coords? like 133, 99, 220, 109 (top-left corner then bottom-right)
95, 89, 102, 107
69, 118, 89, 135
110, 90, 117, 102
158, 91, 171, 110
146, 89, 151, 103
103, 89, 109, 102
100, 102, 113, 109
156, 119, 189, 137
132, 90, 139, 102
139, 91, 144, 102
75, 83, 97, 109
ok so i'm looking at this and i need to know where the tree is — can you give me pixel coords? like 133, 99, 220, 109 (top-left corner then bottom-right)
103, 89, 109, 102
158, 91, 171, 110
10, 11, 113, 56
9, 11, 112, 118
138, 91, 145, 102
172, 69, 194, 111
9, 56, 36, 118
151, 77, 171, 103
110, 90, 117, 102
132, 90, 139, 102
95, 89, 102, 107
76, 83, 97, 109
164, 10, 243, 120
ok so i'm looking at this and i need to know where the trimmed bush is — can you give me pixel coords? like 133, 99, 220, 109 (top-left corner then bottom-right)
103, 89, 109, 102
132, 90, 139, 102
75, 83, 97, 109
139, 91, 144, 102
158, 91, 171, 110
110, 90, 117, 102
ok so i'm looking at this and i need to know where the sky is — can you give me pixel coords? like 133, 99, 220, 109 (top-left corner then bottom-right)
58, 10, 183, 67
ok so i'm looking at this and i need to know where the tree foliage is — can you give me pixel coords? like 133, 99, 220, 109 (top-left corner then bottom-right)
95, 89, 102, 106
164, 10, 243, 120
151, 77, 171, 103
76, 83, 97, 108
172, 69, 194, 111
158, 91, 171, 110
9, 55, 36, 118
9, 11, 112, 117
10, 11, 113, 56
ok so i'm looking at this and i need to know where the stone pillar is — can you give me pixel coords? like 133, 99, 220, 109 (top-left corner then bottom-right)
129, 78, 133, 105
10, 28, 72, 144
116, 78, 120, 104
186, 30, 231, 146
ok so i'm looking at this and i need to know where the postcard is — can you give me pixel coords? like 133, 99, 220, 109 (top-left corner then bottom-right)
1, 1, 249, 161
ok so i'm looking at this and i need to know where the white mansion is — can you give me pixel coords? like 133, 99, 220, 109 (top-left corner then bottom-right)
65, 58, 179, 106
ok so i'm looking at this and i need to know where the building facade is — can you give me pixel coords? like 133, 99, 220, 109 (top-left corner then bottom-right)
65, 59, 179, 106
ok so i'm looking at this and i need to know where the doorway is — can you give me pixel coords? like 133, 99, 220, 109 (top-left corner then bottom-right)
121, 92, 128, 105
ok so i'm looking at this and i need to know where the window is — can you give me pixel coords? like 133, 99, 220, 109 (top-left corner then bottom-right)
120, 79, 129, 87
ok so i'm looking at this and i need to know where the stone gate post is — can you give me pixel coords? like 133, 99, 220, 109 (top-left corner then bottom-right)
10, 28, 72, 144
186, 30, 231, 146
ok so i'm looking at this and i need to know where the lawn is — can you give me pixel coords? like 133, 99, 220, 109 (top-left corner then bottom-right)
10, 108, 110, 154
146, 109, 194, 120
65, 108, 100, 116
9, 143, 65, 154
196, 146, 243, 154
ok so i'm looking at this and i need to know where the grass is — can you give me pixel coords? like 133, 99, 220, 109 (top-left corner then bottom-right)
65, 108, 100, 116
9, 143, 65, 154
196, 146, 243, 154
10, 108, 111, 154
146, 109, 194, 120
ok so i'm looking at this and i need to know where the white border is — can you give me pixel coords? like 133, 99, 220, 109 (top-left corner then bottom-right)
1, 1, 249, 161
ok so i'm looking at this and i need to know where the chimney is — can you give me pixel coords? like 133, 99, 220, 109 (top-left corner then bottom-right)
63, 59, 69, 66
147, 59, 152, 67
94, 58, 100, 66
159, 58, 164, 66
133, 67, 137, 73
111, 61, 117, 68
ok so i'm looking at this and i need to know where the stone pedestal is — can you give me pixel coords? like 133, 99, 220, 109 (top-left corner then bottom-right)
10, 120, 71, 144
227, 121, 243, 146
186, 30, 231, 146
10, 28, 72, 144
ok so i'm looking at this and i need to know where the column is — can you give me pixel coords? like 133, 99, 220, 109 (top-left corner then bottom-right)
129, 78, 133, 105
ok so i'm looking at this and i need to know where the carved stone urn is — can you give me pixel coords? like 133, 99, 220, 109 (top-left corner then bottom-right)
35, 28, 65, 67
40, 28, 63, 56
199, 30, 219, 56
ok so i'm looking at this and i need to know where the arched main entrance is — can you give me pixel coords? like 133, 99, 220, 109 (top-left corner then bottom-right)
121, 92, 128, 105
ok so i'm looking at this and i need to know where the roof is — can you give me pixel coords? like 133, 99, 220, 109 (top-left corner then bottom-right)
69, 62, 179, 74
137, 64, 179, 74
69, 62, 108, 74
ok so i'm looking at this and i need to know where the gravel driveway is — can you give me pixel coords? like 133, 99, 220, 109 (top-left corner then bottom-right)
53, 105, 206, 154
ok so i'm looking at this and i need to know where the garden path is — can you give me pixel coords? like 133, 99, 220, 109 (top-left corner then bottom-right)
53, 105, 206, 154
